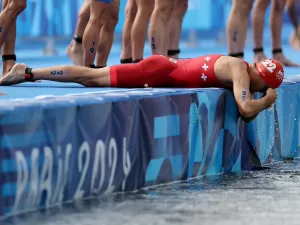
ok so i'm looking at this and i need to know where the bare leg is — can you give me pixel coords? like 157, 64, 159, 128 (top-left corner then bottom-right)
226, 0, 254, 58
67, 0, 91, 66
270, 0, 285, 50
252, 0, 270, 63
131, 0, 154, 61
0, 0, 26, 49
287, 0, 298, 29
270, 0, 300, 66
287, 0, 300, 49
167, 0, 188, 58
0, 63, 111, 87
82, 0, 109, 67
148, 0, 174, 56
96, 0, 120, 67
2, 21, 16, 76
2, 0, 17, 76
121, 0, 137, 62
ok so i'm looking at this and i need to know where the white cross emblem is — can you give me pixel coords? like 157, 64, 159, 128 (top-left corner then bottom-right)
144, 83, 148, 88
201, 73, 207, 81
202, 63, 208, 71
169, 58, 177, 64
205, 56, 211, 62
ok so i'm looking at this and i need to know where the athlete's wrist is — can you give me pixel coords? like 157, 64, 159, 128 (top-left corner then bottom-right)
246, 98, 269, 116
261, 93, 275, 108
25, 68, 35, 81
240, 113, 258, 123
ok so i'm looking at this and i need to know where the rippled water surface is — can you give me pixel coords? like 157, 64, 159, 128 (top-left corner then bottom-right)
6, 160, 300, 225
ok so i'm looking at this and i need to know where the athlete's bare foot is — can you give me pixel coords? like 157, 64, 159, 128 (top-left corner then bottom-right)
0, 63, 28, 85
66, 40, 84, 66
253, 53, 267, 64
273, 53, 300, 67
289, 29, 300, 50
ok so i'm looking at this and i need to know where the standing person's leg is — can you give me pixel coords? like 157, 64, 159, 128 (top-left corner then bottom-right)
1, 0, 19, 76
286, 0, 300, 49
167, 0, 188, 59
120, 0, 137, 64
0, 0, 26, 48
95, 0, 120, 67
252, 0, 271, 63
131, 0, 154, 62
82, 0, 111, 67
148, 0, 174, 56
67, 0, 91, 66
226, 0, 254, 58
270, 0, 300, 66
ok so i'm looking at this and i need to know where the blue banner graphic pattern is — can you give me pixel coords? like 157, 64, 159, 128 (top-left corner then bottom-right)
0, 80, 299, 219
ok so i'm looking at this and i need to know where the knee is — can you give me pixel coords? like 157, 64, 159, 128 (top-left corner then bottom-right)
88, 17, 104, 29
78, 8, 90, 22
8, 0, 26, 14
153, 2, 173, 20
89, 11, 105, 28
255, 0, 271, 10
272, 0, 286, 12
125, 2, 137, 21
104, 12, 119, 31
89, 2, 107, 21
232, 0, 253, 16
172, 0, 188, 17
110, 13, 119, 28
138, 2, 154, 17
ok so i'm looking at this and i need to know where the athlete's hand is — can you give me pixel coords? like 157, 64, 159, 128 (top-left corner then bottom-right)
263, 88, 277, 108
240, 113, 258, 123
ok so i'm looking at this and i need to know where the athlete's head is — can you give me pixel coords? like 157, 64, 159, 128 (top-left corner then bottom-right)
249, 59, 284, 92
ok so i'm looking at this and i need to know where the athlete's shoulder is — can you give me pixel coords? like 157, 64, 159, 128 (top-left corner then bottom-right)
226, 56, 250, 68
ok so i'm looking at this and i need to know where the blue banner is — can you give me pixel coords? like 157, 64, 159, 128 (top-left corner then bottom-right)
1, 80, 299, 220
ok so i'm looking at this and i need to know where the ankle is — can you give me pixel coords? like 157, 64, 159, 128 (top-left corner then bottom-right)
120, 58, 132, 64
272, 48, 283, 58
2, 60, 15, 75
228, 52, 244, 59
253, 47, 264, 55
73, 36, 83, 44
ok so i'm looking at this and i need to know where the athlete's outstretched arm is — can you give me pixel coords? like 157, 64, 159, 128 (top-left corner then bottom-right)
231, 64, 270, 121
0, 64, 112, 87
